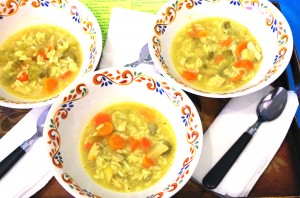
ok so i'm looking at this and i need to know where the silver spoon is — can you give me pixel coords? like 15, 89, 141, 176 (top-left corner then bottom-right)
0, 106, 51, 179
202, 87, 288, 189
124, 43, 153, 67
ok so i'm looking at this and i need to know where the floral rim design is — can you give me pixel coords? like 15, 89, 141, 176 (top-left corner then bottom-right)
151, 0, 291, 95
46, 69, 202, 197
0, 0, 100, 105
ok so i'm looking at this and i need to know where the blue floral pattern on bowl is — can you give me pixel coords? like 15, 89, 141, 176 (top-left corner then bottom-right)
0, 0, 101, 108
150, 0, 293, 97
45, 68, 203, 197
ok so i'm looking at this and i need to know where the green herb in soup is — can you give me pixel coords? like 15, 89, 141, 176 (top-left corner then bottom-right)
171, 17, 262, 93
0, 24, 83, 100
80, 102, 176, 192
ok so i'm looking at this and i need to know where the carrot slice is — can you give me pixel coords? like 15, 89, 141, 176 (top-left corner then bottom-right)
84, 142, 93, 150
188, 30, 208, 38
48, 44, 54, 51
97, 122, 114, 137
214, 54, 224, 64
109, 134, 126, 149
83, 136, 101, 150
17, 71, 29, 82
142, 156, 155, 168
61, 70, 72, 80
234, 60, 254, 70
140, 137, 152, 150
231, 70, 245, 83
43, 77, 58, 93
141, 108, 155, 122
130, 137, 141, 151
37, 50, 47, 60
235, 41, 248, 58
219, 37, 232, 47
93, 112, 111, 127
182, 70, 198, 81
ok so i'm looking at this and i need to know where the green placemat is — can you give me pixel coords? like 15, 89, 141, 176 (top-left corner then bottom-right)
80, 0, 168, 46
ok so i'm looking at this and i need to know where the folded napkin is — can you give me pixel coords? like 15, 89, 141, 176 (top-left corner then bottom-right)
100, 7, 156, 73
0, 106, 53, 198
193, 86, 298, 197
100, 7, 299, 197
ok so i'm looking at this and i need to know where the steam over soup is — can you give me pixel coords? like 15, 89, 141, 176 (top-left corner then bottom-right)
80, 102, 176, 192
0, 24, 83, 100
171, 17, 263, 93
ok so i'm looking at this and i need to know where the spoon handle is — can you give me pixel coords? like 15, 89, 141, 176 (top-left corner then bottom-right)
0, 146, 25, 179
124, 60, 141, 68
202, 132, 252, 189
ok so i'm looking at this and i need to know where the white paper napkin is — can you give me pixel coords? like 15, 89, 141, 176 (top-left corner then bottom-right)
100, 7, 156, 73
193, 86, 298, 197
100, 7, 299, 197
0, 106, 53, 198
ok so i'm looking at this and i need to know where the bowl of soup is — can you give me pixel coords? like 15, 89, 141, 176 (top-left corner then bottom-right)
148, 0, 293, 98
0, 0, 102, 108
43, 67, 203, 197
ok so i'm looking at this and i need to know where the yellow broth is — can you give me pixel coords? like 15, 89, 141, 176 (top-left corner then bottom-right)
171, 17, 263, 93
0, 24, 83, 100
80, 102, 176, 192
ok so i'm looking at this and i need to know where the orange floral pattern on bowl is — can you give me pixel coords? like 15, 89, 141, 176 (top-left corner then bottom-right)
45, 69, 202, 197
150, 0, 292, 96
0, 0, 101, 107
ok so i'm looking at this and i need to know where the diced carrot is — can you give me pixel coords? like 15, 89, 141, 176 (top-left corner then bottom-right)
109, 134, 126, 150
43, 77, 58, 93
219, 37, 233, 47
234, 60, 254, 70
142, 156, 155, 168
214, 54, 224, 64
191, 23, 201, 30
61, 70, 72, 80
182, 70, 198, 81
17, 71, 29, 82
235, 41, 248, 58
141, 108, 156, 122
48, 44, 54, 51
84, 142, 93, 150
36, 50, 47, 60
231, 70, 245, 83
83, 136, 101, 150
97, 122, 114, 137
92, 112, 111, 127
187, 30, 208, 38
187, 24, 208, 38
140, 137, 152, 150
130, 137, 141, 151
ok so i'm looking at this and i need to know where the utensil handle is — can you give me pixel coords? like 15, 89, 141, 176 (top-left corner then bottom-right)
202, 132, 252, 189
124, 60, 141, 68
0, 146, 25, 179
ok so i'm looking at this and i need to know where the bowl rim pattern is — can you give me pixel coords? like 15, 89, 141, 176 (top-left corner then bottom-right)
44, 67, 203, 197
149, 0, 293, 98
0, 0, 102, 108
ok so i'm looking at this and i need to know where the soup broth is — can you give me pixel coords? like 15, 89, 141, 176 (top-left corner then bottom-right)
171, 17, 263, 93
80, 102, 176, 192
0, 24, 83, 101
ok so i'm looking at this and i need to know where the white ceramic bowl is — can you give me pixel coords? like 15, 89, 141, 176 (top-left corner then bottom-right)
149, 0, 293, 98
43, 67, 203, 198
0, 0, 102, 108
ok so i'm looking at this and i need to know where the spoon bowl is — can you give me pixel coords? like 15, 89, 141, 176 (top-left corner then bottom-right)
202, 87, 288, 189
257, 87, 288, 122
125, 43, 153, 67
